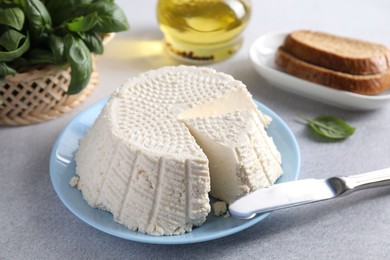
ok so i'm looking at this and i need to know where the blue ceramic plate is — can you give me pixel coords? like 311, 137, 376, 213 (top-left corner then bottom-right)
50, 97, 300, 244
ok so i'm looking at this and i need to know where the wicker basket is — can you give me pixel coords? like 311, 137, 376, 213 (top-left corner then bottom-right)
0, 61, 99, 125
0, 34, 114, 126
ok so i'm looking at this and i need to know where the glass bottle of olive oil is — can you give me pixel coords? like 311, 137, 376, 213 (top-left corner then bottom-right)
157, 0, 251, 63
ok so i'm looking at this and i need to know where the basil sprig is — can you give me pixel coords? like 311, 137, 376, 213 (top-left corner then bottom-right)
64, 35, 92, 95
302, 115, 356, 141
0, 0, 129, 94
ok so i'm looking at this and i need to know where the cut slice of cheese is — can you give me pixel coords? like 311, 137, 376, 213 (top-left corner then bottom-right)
75, 66, 282, 236
184, 110, 282, 203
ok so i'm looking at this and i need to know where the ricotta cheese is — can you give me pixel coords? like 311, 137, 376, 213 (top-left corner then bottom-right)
75, 66, 282, 236
184, 110, 282, 203
212, 201, 228, 217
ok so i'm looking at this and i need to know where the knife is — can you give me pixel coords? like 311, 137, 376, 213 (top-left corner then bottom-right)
229, 167, 390, 219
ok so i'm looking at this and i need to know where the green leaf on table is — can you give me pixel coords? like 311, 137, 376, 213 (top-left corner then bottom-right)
86, 2, 129, 32
66, 12, 99, 33
0, 29, 27, 51
0, 7, 25, 31
64, 35, 92, 95
0, 32, 30, 62
302, 115, 356, 141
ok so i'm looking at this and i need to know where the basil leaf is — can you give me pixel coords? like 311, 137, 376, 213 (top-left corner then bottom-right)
0, 7, 25, 31
87, 2, 129, 32
10, 57, 30, 68
303, 115, 356, 140
66, 12, 99, 33
22, 0, 52, 42
46, 0, 93, 26
64, 35, 92, 95
49, 35, 66, 64
81, 32, 103, 54
0, 29, 26, 51
0, 62, 16, 79
0, 32, 30, 62
26, 49, 55, 65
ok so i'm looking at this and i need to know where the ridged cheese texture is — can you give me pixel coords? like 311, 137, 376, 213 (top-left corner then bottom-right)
184, 110, 282, 203
75, 66, 282, 236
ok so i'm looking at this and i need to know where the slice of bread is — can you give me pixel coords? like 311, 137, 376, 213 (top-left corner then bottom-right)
282, 30, 390, 75
275, 47, 390, 95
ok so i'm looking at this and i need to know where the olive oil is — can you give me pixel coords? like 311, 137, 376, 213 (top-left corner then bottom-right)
157, 0, 251, 63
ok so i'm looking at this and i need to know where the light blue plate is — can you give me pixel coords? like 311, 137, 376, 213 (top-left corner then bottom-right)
50, 97, 300, 244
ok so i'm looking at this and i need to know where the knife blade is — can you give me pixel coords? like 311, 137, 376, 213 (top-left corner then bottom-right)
229, 167, 390, 219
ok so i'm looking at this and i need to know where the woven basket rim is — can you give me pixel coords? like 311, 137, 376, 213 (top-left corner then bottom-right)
0, 33, 113, 125
4, 63, 69, 83
0, 61, 98, 126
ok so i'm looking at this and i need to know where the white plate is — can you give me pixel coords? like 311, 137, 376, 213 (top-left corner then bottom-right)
50, 98, 300, 244
249, 31, 390, 111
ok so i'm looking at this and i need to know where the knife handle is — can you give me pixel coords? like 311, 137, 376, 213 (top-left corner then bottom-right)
329, 167, 390, 196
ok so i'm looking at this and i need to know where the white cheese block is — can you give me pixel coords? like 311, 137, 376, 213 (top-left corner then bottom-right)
76, 97, 210, 236
75, 66, 282, 236
184, 110, 282, 203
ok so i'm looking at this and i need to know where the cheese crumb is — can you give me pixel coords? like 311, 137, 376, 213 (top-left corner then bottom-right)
69, 176, 79, 187
212, 201, 228, 216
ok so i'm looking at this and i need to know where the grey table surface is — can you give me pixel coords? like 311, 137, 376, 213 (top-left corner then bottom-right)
1, 0, 390, 259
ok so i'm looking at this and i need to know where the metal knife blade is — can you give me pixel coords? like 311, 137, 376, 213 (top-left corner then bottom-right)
229, 167, 390, 219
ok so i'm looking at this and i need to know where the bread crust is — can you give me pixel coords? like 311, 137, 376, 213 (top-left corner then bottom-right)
275, 47, 390, 95
282, 30, 390, 75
